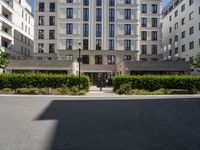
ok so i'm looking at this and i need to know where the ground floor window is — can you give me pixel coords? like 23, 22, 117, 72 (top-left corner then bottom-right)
95, 55, 102, 64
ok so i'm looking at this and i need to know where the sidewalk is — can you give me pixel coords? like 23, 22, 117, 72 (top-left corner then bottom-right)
86, 86, 119, 97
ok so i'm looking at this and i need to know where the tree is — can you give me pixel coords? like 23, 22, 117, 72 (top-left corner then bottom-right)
0, 49, 9, 69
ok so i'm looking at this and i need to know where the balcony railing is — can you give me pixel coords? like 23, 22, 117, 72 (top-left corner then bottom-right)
3, 0, 13, 7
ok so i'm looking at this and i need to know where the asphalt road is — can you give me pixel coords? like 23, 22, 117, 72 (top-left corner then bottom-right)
0, 96, 200, 150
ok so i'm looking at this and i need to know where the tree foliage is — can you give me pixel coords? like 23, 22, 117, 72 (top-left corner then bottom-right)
0, 50, 8, 69
193, 52, 200, 68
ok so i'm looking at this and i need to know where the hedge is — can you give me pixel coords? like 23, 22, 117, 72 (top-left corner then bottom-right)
0, 74, 90, 91
113, 75, 200, 92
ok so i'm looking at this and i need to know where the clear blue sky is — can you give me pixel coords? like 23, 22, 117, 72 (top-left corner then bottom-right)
28, 0, 170, 14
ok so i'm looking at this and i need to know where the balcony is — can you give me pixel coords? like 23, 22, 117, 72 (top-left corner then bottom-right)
0, 23, 13, 41
2, 0, 13, 8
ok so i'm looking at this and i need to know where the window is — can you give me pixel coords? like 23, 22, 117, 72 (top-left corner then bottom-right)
152, 31, 157, 41
49, 16, 55, 26
141, 45, 147, 54
66, 55, 73, 61
38, 43, 44, 53
123, 55, 131, 61
152, 18, 157, 27
174, 10, 178, 17
182, 31, 185, 39
38, 30, 44, 39
124, 24, 131, 35
96, 24, 102, 37
181, 18, 185, 25
96, 39, 102, 50
49, 44, 55, 53
109, 39, 114, 50
152, 4, 157, 14
50, 3, 55, 12
151, 45, 157, 54
199, 23, 200, 30
109, 9, 115, 22
141, 18, 147, 27
189, 0, 193, 6
141, 31, 147, 41
124, 9, 131, 19
96, 8, 102, 21
96, 0, 102, 6
199, 7, 200, 15
95, 55, 102, 64
151, 58, 158, 62
125, 0, 131, 4
141, 4, 147, 13
49, 30, 55, 39
181, 4, 185, 12
175, 48, 178, 54
39, 2, 45, 12
169, 39, 172, 44
169, 15, 172, 21
175, 22, 178, 30
66, 23, 73, 34
109, 24, 115, 37
169, 27, 172, 33
67, 0, 73, 3
189, 41, 194, 49
67, 8, 73, 19
189, 26, 194, 35
124, 40, 131, 50
175, 35, 178, 41
82, 55, 89, 64
83, 0, 89, 6
83, 39, 88, 50
83, 24, 89, 37
108, 55, 116, 65
189, 11, 194, 20
39, 16, 44, 25
83, 8, 89, 21
109, 0, 115, 6
182, 45, 185, 52
66, 39, 73, 50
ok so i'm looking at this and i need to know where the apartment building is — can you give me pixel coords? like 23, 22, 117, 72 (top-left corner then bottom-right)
162, 0, 200, 62
0, 0, 34, 59
140, 0, 162, 62
34, 0, 162, 58
23, 0, 185, 84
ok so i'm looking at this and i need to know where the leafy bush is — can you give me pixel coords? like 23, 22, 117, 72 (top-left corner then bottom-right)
16, 88, 40, 95
57, 87, 71, 95
0, 88, 14, 94
113, 75, 200, 92
132, 89, 167, 95
116, 83, 132, 95
0, 74, 90, 91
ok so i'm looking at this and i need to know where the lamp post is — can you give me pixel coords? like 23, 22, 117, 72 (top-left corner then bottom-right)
78, 43, 82, 91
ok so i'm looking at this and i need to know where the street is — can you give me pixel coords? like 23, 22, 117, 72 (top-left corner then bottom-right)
0, 96, 200, 150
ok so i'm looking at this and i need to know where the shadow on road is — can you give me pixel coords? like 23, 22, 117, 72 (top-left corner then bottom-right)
36, 99, 200, 150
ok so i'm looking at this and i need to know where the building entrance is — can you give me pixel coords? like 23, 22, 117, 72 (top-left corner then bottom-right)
84, 72, 115, 86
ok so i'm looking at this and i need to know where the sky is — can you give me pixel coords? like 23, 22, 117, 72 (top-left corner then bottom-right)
28, 0, 170, 14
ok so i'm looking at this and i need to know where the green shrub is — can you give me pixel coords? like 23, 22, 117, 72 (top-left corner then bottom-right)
0, 74, 90, 91
78, 90, 87, 95
57, 87, 71, 95
70, 86, 79, 95
116, 83, 132, 95
113, 75, 200, 92
0, 88, 13, 94
16, 88, 40, 95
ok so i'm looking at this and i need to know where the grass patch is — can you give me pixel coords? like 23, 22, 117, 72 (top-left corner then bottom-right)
116, 88, 199, 95
0, 87, 87, 95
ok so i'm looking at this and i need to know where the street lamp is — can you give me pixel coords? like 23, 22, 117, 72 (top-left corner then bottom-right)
77, 42, 82, 90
